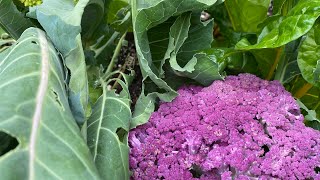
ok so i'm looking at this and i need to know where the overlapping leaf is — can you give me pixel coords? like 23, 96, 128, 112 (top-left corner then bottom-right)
236, 0, 320, 50
0, 28, 100, 179
298, 23, 320, 87
225, 0, 270, 32
87, 79, 131, 180
0, 0, 34, 39
33, 0, 90, 123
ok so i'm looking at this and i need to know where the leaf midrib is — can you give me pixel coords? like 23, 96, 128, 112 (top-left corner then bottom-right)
28, 29, 50, 180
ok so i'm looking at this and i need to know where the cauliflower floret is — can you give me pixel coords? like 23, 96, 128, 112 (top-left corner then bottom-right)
129, 74, 320, 179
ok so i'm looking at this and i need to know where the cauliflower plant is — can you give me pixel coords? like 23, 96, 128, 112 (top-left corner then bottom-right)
129, 74, 320, 179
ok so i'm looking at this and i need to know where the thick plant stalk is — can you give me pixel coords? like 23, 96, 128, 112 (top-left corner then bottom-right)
266, 47, 283, 80
294, 83, 313, 98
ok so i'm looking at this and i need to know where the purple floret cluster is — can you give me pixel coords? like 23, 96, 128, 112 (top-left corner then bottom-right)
129, 74, 320, 179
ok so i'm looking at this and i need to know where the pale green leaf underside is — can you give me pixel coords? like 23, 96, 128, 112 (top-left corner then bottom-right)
0, 28, 99, 180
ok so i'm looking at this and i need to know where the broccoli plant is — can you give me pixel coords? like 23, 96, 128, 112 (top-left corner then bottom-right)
129, 74, 320, 179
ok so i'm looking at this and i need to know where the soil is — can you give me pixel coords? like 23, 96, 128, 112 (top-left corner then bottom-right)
115, 32, 142, 109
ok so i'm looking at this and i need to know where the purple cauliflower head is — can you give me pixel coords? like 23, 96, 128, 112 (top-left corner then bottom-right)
129, 74, 320, 180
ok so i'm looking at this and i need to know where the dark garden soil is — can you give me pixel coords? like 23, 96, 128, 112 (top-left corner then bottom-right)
116, 32, 142, 109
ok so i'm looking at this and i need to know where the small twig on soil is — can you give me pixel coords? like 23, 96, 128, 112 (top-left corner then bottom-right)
112, 55, 136, 90
102, 32, 127, 81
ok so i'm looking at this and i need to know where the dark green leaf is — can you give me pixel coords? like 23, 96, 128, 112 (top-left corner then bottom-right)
225, 0, 270, 32
274, 38, 302, 83
81, 0, 105, 43
208, 3, 242, 47
297, 23, 320, 87
0, 0, 33, 39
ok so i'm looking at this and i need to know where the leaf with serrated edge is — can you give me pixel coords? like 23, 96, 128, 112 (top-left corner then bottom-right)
0, 28, 99, 179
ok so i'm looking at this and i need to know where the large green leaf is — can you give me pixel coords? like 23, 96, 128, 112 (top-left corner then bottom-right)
87, 79, 130, 180
0, 28, 99, 179
273, 0, 300, 15
0, 0, 34, 39
33, 0, 90, 123
273, 0, 287, 15
208, 3, 242, 47
250, 48, 279, 78
81, 0, 105, 43
158, 12, 223, 85
131, 0, 218, 101
297, 23, 320, 87
225, 0, 270, 32
236, 0, 320, 50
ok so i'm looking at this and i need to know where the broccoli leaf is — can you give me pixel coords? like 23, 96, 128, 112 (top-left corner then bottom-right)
87, 79, 131, 179
236, 0, 320, 50
33, 0, 90, 124
0, 28, 99, 179
298, 22, 320, 87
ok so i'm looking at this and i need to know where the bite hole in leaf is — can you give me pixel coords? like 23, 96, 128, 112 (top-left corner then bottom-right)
0, 132, 19, 156
31, 41, 38, 45
116, 128, 127, 142
51, 89, 64, 110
